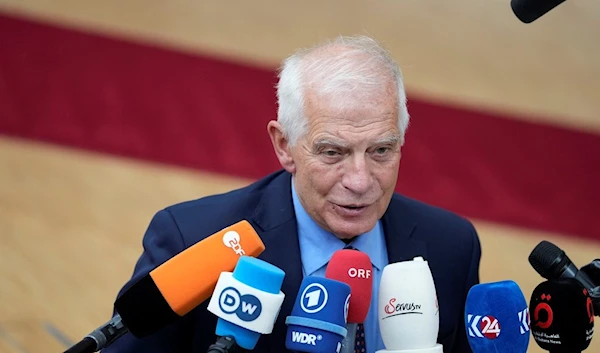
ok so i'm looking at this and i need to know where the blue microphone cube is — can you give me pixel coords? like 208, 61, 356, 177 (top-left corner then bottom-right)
214, 256, 285, 350
285, 277, 351, 353
465, 280, 531, 353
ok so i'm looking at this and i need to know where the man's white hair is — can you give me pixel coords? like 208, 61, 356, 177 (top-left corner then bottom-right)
275, 35, 410, 146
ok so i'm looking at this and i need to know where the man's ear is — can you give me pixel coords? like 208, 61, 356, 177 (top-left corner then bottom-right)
267, 120, 296, 174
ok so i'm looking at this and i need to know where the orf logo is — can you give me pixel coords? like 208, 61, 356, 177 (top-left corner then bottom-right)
467, 315, 501, 339
533, 293, 553, 329
300, 283, 328, 314
222, 231, 245, 255
347, 267, 371, 279
218, 287, 262, 321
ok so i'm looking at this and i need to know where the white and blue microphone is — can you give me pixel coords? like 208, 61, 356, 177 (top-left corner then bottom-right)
285, 276, 351, 353
206, 255, 286, 352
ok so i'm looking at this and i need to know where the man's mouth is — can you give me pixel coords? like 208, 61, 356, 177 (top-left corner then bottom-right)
332, 203, 371, 217
337, 204, 368, 210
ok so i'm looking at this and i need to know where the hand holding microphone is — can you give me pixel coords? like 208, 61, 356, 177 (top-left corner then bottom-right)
206, 255, 286, 352
377, 256, 442, 353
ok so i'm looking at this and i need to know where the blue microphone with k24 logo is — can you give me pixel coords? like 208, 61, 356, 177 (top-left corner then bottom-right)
206, 256, 286, 352
285, 276, 351, 353
464, 280, 531, 353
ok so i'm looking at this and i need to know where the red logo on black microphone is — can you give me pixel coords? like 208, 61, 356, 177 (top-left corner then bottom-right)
584, 289, 595, 324
533, 293, 554, 329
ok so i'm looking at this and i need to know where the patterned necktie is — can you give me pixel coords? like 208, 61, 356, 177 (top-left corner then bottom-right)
344, 244, 367, 353
354, 322, 366, 353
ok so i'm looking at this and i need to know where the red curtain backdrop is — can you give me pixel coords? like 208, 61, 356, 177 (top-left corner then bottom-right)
1, 14, 599, 240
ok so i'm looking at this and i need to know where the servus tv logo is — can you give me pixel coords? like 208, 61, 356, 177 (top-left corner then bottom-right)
382, 298, 423, 319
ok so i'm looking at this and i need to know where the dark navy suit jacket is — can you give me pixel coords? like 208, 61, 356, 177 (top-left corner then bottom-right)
101, 169, 481, 353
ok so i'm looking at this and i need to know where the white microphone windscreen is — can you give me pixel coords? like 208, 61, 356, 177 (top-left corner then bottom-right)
378, 256, 440, 350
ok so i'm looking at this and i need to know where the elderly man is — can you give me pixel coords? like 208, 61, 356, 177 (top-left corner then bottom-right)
102, 35, 481, 353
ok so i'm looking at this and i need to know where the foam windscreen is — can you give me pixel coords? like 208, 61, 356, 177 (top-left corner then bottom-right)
114, 220, 265, 337
208, 256, 286, 350
378, 257, 442, 352
465, 280, 530, 353
285, 276, 351, 353
325, 249, 373, 323
529, 278, 594, 353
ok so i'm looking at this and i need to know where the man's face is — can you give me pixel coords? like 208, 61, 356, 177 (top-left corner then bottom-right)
290, 85, 402, 239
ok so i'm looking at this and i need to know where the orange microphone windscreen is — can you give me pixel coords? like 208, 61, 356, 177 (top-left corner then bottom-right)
150, 220, 265, 316
115, 220, 266, 338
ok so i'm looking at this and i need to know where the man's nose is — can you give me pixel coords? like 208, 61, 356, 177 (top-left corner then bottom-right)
341, 155, 373, 195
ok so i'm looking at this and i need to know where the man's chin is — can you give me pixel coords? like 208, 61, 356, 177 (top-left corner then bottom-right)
329, 220, 377, 240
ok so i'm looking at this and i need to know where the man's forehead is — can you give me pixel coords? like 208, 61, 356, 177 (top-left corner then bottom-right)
310, 132, 401, 147
305, 107, 399, 130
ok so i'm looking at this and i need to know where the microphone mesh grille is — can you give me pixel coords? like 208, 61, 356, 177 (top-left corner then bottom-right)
528, 240, 564, 279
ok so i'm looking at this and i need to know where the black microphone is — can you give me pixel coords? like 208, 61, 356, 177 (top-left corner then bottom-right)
511, 0, 567, 23
529, 278, 594, 353
528, 240, 600, 316
581, 260, 600, 285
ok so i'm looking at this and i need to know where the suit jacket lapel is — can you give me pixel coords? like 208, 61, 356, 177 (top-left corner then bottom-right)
381, 195, 428, 264
249, 171, 303, 351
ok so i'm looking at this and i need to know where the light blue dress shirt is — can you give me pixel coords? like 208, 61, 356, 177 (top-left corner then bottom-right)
291, 177, 389, 353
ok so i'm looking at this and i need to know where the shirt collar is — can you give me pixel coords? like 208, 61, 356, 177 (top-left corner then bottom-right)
291, 177, 387, 276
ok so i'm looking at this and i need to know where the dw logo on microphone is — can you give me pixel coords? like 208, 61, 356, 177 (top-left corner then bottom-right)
218, 286, 262, 321
300, 283, 329, 314
467, 314, 501, 339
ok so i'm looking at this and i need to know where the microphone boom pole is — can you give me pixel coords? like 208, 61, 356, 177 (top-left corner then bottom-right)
64, 315, 128, 353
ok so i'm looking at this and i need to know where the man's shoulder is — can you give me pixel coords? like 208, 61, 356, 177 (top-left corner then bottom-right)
390, 193, 478, 241
159, 169, 288, 245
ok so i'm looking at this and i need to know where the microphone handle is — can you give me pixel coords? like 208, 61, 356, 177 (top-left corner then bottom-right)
63, 337, 97, 353
63, 314, 128, 353
207, 336, 238, 353
580, 260, 600, 298
340, 323, 357, 353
